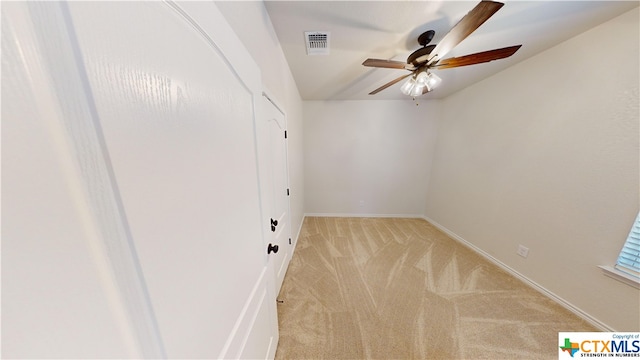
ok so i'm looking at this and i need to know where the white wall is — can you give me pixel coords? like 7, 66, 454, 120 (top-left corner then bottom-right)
425, 8, 639, 331
216, 1, 305, 240
304, 100, 440, 216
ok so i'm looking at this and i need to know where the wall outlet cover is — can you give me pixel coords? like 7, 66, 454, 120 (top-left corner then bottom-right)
517, 245, 529, 258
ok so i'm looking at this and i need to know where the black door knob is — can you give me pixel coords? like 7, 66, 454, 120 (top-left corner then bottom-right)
271, 218, 278, 232
267, 243, 279, 254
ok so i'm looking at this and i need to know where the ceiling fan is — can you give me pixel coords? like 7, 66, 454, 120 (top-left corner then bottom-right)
363, 0, 522, 97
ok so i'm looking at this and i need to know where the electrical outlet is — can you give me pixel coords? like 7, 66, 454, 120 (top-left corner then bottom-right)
517, 245, 529, 258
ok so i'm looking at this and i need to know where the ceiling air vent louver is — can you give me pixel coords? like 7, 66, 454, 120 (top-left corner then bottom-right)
305, 31, 330, 55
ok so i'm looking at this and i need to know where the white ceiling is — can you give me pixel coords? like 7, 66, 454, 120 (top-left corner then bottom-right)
262, 1, 638, 100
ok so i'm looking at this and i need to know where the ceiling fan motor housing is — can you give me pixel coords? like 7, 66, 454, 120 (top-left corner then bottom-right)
407, 45, 435, 66
418, 30, 435, 46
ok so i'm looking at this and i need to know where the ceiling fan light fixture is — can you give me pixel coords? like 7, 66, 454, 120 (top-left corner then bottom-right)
415, 71, 429, 86
401, 70, 440, 96
425, 72, 442, 91
400, 77, 416, 95
410, 83, 425, 97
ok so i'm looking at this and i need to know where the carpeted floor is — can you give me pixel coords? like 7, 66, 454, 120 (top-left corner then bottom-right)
274, 217, 597, 359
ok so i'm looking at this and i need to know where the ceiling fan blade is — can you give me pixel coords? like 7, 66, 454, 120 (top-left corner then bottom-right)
432, 45, 521, 69
369, 73, 412, 95
424, 1, 505, 65
363, 58, 413, 70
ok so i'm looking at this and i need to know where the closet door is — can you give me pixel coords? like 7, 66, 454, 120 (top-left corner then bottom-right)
2, 1, 277, 358
260, 95, 293, 294
66, 2, 278, 358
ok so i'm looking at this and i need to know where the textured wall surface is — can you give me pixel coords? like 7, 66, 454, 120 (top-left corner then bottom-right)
304, 100, 440, 216
425, 8, 639, 330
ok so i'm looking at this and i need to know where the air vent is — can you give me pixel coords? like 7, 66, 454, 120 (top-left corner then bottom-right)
305, 31, 330, 55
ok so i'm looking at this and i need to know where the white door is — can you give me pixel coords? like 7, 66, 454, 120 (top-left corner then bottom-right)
261, 96, 293, 294
2, 1, 278, 359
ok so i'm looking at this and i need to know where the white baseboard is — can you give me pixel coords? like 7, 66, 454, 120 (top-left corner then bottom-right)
421, 215, 614, 332
304, 212, 425, 219
293, 214, 305, 247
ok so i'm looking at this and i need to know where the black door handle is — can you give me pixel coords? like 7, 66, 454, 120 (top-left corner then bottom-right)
267, 243, 279, 254
271, 218, 278, 232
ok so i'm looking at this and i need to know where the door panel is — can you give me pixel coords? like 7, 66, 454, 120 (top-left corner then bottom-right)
238, 280, 277, 359
63, 2, 275, 358
1, 3, 141, 357
65, 2, 276, 358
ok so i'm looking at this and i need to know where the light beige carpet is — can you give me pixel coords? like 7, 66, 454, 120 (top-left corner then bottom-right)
274, 217, 596, 359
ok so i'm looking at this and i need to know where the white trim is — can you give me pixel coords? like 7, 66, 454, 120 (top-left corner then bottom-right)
265, 336, 276, 360
599, 265, 640, 289
262, 89, 285, 117
305, 212, 425, 219
422, 215, 614, 332
293, 214, 306, 248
